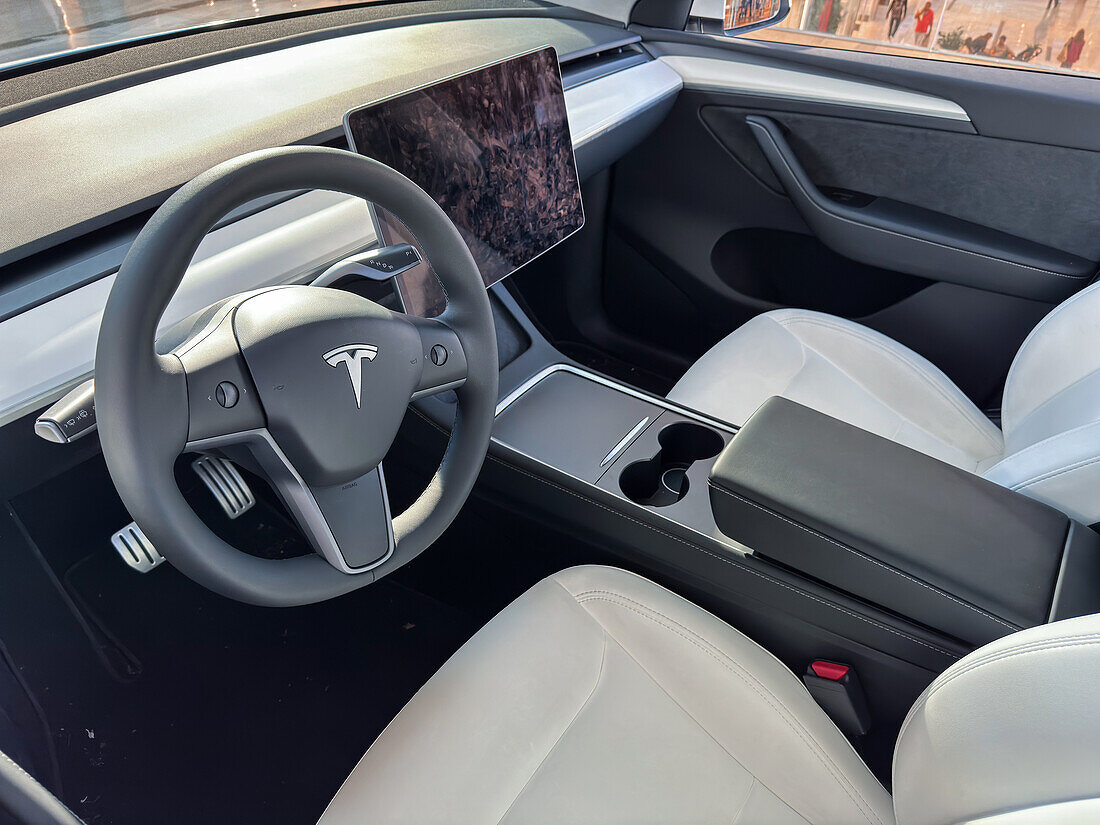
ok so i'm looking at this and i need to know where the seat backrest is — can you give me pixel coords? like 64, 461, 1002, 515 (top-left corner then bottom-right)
982, 280, 1100, 523
893, 613, 1100, 825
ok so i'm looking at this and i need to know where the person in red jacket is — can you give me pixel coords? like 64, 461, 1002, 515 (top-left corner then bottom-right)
1059, 29, 1086, 69
914, 2, 935, 47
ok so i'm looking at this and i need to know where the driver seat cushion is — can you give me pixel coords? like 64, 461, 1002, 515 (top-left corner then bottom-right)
318, 565, 894, 825
667, 309, 1005, 474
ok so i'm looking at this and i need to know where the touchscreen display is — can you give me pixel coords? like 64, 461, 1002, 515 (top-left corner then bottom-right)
343, 46, 584, 287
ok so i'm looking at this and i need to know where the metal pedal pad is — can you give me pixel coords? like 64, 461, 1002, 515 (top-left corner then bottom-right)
191, 455, 256, 519
111, 522, 165, 573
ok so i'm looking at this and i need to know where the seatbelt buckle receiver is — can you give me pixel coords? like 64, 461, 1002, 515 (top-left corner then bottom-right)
803, 660, 872, 737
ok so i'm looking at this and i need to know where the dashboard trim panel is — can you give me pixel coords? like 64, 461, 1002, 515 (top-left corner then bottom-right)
659, 54, 971, 123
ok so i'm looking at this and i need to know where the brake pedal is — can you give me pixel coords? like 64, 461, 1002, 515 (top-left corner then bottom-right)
111, 522, 165, 573
191, 455, 255, 519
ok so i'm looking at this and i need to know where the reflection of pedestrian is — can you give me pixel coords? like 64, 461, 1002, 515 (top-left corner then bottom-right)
964, 31, 993, 53
989, 35, 1015, 57
1047, 0, 1059, 10
887, 0, 908, 38
1059, 29, 1085, 67
914, 2, 935, 46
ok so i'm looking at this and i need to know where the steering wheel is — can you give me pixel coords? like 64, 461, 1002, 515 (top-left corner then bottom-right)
95, 147, 498, 606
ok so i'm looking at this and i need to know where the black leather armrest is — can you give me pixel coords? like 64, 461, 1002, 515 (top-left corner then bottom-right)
708, 397, 1070, 646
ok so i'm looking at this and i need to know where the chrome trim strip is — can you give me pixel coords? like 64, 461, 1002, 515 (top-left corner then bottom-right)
601, 416, 650, 467
410, 379, 466, 401
659, 55, 971, 123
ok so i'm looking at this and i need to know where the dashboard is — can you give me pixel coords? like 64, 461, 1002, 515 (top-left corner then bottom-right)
0, 14, 682, 432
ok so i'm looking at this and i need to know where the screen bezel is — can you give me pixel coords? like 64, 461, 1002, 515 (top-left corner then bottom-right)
342, 45, 585, 289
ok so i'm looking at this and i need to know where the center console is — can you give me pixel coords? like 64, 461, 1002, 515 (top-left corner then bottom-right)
493, 364, 739, 552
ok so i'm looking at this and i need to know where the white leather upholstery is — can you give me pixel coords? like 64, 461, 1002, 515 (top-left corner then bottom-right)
323, 568, 1100, 824
892, 612, 1100, 825
319, 565, 895, 825
669, 285, 1100, 522
984, 280, 1100, 523
667, 309, 1004, 472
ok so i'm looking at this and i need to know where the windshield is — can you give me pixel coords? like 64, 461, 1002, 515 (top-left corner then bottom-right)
1, 0, 394, 71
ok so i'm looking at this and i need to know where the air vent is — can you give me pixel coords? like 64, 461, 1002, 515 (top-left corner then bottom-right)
560, 42, 649, 89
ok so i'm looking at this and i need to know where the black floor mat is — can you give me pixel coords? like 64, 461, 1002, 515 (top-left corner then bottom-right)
4, 459, 476, 825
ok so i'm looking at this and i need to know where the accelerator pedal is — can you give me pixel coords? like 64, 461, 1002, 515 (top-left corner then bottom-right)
191, 455, 255, 519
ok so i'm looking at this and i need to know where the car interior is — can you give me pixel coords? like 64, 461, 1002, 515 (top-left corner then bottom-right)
1, 1, 1100, 823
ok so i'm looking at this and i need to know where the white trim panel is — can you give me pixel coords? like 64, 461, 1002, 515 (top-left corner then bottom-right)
570, 59, 683, 147
0, 190, 375, 427
660, 55, 971, 122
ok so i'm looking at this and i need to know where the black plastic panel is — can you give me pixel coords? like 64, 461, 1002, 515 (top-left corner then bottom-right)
709, 397, 1069, 645
492, 370, 662, 483
597, 411, 733, 542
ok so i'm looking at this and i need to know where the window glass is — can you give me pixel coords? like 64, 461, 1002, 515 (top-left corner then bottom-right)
0, 0, 392, 71
693, 0, 1098, 76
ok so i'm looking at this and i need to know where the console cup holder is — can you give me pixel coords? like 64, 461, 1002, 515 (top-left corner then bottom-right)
619, 421, 725, 507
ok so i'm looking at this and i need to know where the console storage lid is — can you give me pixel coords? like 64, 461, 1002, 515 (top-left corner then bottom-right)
708, 397, 1071, 646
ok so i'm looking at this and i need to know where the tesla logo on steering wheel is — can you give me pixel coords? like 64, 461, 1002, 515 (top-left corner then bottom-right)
323, 344, 378, 409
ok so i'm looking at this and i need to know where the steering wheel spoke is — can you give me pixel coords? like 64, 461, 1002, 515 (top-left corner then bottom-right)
189, 428, 394, 574
408, 316, 469, 399
174, 303, 265, 442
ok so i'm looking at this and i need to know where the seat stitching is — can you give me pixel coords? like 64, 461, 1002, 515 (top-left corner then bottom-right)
919, 634, 1100, 691
495, 630, 608, 825
576, 592, 886, 825
0, 750, 82, 824
1003, 367, 1100, 447
574, 592, 885, 825
775, 315, 1003, 452
730, 778, 757, 825
709, 484, 1019, 631
567, 587, 894, 801
487, 453, 958, 658
566, 597, 804, 818
1010, 452, 1100, 490
896, 636, 1100, 747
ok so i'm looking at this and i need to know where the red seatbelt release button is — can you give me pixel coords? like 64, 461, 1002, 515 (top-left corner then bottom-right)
810, 660, 851, 681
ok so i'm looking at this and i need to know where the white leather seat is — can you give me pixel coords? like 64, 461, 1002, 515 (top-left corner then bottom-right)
668, 282, 1100, 524
320, 566, 1100, 824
